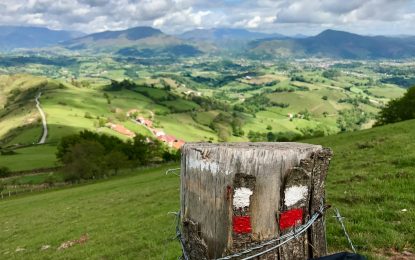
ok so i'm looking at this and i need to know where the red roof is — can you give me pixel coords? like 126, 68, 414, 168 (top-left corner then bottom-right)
173, 140, 185, 149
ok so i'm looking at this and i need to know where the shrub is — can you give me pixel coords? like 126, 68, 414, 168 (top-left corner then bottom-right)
84, 112, 93, 119
375, 86, 415, 126
0, 166, 11, 178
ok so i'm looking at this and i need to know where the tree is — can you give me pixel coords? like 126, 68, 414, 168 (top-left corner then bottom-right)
62, 140, 107, 181
375, 86, 415, 126
163, 149, 181, 162
123, 134, 164, 165
322, 69, 341, 79
105, 150, 129, 175
337, 109, 369, 132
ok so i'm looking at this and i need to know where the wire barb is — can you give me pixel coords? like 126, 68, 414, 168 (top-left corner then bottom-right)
333, 208, 357, 253
166, 168, 181, 176
175, 204, 329, 260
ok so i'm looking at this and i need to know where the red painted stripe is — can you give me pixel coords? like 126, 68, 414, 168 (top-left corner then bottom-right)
233, 216, 252, 234
279, 208, 303, 230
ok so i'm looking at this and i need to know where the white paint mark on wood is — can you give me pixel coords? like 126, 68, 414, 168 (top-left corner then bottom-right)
284, 185, 308, 207
233, 187, 253, 209
188, 156, 219, 174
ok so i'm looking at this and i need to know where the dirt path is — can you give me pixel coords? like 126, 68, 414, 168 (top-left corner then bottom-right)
35, 92, 48, 144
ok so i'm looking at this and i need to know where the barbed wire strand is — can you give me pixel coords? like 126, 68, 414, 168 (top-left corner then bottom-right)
333, 208, 357, 253
166, 168, 181, 176
162, 212, 182, 260
175, 210, 189, 260
175, 204, 329, 260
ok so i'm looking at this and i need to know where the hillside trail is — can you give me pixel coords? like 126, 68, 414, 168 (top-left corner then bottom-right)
35, 92, 48, 144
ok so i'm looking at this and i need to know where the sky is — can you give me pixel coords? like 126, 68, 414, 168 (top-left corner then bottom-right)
0, 0, 414, 36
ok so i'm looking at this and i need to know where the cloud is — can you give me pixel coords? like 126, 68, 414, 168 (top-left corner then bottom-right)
0, 0, 413, 35
275, 0, 411, 24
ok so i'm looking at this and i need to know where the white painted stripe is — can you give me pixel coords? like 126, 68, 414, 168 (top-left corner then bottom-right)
188, 156, 219, 174
233, 187, 253, 208
284, 185, 308, 207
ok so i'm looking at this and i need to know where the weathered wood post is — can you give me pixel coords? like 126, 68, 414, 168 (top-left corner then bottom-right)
180, 142, 332, 260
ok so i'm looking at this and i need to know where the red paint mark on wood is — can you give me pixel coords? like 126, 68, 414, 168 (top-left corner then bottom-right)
233, 216, 252, 234
279, 208, 303, 230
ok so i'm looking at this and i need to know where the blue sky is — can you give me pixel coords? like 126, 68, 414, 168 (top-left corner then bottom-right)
0, 0, 414, 36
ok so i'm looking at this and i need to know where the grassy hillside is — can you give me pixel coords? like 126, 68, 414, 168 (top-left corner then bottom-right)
1, 120, 415, 259
0, 70, 406, 172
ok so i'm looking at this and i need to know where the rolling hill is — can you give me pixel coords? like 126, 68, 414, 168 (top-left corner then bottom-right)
179, 28, 285, 52
249, 29, 415, 59
1, 118, 414, 259
0, 26, 84, 51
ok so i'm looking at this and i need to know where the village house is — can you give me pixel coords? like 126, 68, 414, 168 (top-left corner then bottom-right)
136, 117, 153, 128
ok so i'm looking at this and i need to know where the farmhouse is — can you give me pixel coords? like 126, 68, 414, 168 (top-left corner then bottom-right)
157, 134, 185, 149
136, 117, 153, 128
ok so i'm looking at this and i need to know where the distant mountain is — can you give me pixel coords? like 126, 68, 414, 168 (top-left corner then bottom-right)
179, 28, 284, 42
0, 26, 84, 51
63, 26, 185, 51
61, 26, 205, 57
249, 29, 415, 59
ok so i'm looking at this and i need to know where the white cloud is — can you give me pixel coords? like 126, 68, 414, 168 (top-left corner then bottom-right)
0, 0, 413, 35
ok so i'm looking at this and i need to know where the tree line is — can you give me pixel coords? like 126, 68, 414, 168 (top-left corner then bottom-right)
57, 130, 179, 182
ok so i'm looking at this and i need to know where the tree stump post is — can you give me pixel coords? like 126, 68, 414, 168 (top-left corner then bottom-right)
180, 142, 332, 260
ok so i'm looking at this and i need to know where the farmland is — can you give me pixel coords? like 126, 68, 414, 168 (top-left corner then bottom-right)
1, 119, 415, 259
0, 56, 410, 173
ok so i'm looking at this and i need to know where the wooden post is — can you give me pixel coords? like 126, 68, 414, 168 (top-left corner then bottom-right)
180, 142, 332, 260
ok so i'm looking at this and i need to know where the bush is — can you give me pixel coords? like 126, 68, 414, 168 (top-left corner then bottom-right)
375, 86, 415, 126
84, 112, 93, 119
0, 166, 11, 178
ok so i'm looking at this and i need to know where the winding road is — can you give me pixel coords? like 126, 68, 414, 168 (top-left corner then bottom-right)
35, 92, 48, 144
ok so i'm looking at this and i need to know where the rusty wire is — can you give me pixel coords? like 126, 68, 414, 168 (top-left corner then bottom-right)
175, 204, 329, 260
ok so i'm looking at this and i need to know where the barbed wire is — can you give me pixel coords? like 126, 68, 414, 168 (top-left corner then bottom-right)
174, 210, 189, 260
166, 168, 181, 176
333, 208, 357, 253
175, 204, 330, 260
162, 212, 182, 260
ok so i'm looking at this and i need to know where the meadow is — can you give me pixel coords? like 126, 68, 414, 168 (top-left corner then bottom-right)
1, 119, 414, 259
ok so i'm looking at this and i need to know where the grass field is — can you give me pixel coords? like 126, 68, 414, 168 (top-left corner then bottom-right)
1, 120, 414, 259
0, 145, 58, 172
0, 164, 181, 260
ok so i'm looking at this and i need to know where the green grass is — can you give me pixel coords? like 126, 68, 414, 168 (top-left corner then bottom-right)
0, 145, 58, 172
157, 113, 217, 141
1, 120, 414, 259
0, 164, 180, 260
306, 120, 415, 256
2, 172, 64, 186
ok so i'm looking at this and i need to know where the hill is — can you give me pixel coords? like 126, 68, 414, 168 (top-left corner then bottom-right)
1, 119, 415, 258
249, 29, 415, 59
179, 28, 284, 42
179, 28, 285, 52
62, 26, 203, 56
0, 26, 84, 51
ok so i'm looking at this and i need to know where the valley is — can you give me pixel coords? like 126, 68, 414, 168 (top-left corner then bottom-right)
0, 24, 415, 260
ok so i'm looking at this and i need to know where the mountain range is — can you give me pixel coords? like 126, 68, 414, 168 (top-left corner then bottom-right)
1, 26, 415, 59
249, 29, 415, 59
0, 26, 84, 51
